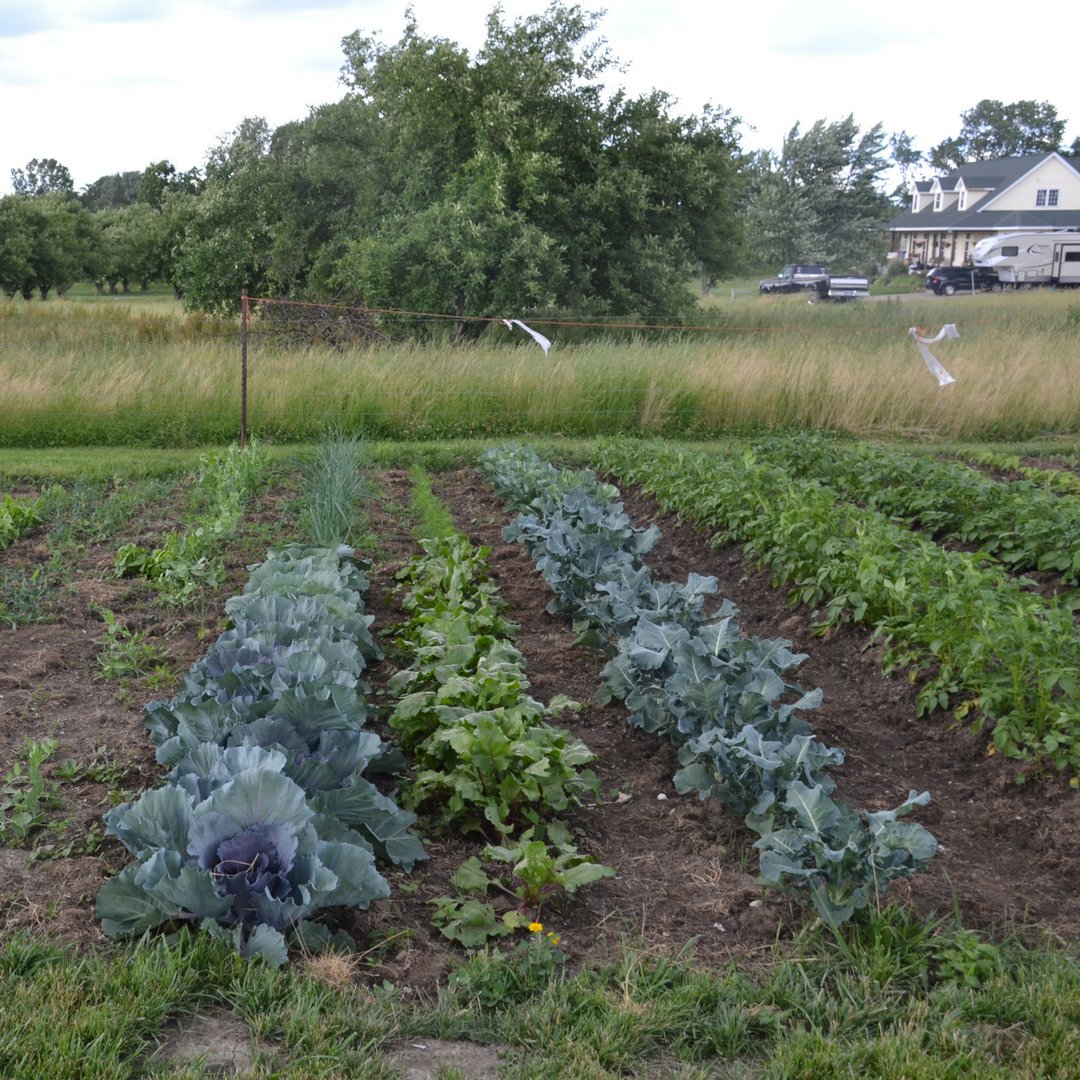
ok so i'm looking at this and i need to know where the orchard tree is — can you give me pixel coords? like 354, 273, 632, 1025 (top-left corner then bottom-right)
0, 194, 100, 298
175, 119, 280, 312
11, 158, 74, 197
929, 99, 1069, 170
97, 204, 168, 292
137, 160, 203, 208
331, 5, 744, 322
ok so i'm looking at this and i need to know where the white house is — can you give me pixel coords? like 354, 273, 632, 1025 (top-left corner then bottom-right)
886, 152, 1080, 267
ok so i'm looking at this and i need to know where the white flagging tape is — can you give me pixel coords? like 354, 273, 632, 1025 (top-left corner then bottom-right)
503, 318, 552, 355
909, 324, 959, 386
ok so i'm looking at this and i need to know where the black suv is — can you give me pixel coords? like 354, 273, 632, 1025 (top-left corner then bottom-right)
924, 266, 999, 295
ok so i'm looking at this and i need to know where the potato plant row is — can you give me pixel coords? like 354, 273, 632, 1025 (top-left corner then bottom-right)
960, 449, 1080, 496
742, 433, 1080, 583
592, 439, 1080, 780
478, 445, 937, 929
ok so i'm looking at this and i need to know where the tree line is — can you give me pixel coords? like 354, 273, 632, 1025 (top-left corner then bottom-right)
2, 2, 1077, 315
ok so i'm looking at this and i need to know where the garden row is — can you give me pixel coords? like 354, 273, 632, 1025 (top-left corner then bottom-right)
96, 543, 426, 965
477, 445, 937, 929
592, 439, 1080, 780
740, 433, 1080, 583
381, 533, 612, 946
961, 449, 1080, 497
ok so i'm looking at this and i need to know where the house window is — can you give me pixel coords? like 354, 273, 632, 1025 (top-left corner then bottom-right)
959, 191, 966, 210
934, 192, 942, 210
1036, 188, 1060, 207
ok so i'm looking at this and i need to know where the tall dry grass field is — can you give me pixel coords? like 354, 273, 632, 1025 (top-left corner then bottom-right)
2, 290, 1079, 445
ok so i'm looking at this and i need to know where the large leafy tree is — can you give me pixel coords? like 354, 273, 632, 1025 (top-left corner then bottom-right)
97, 203, 169, 292
0, 194, 101, 299
929, 99, 1068, 170
10, 158, 74, 197
743, 116, 892, 270
177, 3, 744, 322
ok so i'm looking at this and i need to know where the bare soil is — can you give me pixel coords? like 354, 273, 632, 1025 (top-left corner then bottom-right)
1, 465, 1078, 1000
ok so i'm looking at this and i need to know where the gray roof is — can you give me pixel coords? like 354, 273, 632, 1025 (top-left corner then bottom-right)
889, 208, 1080, 232
889, 153, 1080, 230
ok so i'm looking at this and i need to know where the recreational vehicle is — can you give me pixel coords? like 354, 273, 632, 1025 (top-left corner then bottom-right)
971, 230, 1080, 286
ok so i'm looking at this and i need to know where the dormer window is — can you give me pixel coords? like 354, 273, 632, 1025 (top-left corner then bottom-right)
1036, 188, 1059, 207
934, 192, 942, 210
958, 190, 966, 210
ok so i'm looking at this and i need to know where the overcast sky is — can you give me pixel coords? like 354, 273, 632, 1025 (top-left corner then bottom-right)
3, 0, 1079, 195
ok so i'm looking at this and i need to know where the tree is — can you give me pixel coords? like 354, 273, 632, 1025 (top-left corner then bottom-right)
0, 194, 100, 299
888, 130, 922, 205
175, 119, 280, 312
10, 158, 74, 197
929, 99, 1068, 170
81, 171, 142, 211
743, 116, 893, 269
97, 204, 169, 292
137, 160, 203, 208
177, 3, 745, 322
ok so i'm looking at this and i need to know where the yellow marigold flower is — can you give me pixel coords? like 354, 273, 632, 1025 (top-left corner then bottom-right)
547, 933, 561, 945
528, 921, 543, 933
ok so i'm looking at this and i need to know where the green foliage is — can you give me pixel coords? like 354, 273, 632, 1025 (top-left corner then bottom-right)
931, 927, 1003, 989
388, 532, 599, 838
0, 739, 62, 844
100, 542, 423, 966
406, 707, 599, 837
0, 565, 52, 628
929, 99, 1067, 170
0, 193, 102, 299
595, 438, 1080, 780
10, 158, 73, 197
755, 785, 937, 929
483, 443, 936, 926
93, 606, 171, 685
448, 924, 568, 1008
95, 203, 169, 292
743, 116, 893, 269
297, 431, 371, 547
114, 442, 265, 602
0, 494, 42, 548
178, 5, 743, 319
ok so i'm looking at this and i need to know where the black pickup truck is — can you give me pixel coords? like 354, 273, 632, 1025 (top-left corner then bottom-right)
759, 263, 869, 301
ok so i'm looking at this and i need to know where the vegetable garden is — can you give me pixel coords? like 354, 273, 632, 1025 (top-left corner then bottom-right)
2, 434, 1080, 1075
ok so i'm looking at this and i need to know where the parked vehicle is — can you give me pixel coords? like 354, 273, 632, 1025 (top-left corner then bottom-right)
758, 264, 869, 300
971, 230, 1080, 286
924, 266, 1000, 296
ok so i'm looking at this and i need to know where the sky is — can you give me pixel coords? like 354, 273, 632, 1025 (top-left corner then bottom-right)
2, 0, 1080, 196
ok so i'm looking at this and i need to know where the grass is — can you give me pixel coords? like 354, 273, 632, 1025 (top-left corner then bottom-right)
2, 912, 1078, 1077
4, 289, 1080, 445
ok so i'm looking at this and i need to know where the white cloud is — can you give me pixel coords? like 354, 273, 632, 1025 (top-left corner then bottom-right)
1, 0, 1079, 193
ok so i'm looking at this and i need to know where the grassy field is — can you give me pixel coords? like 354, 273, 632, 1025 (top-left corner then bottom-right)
3, 286, 1080, 446
2, 293, 1080, 1077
